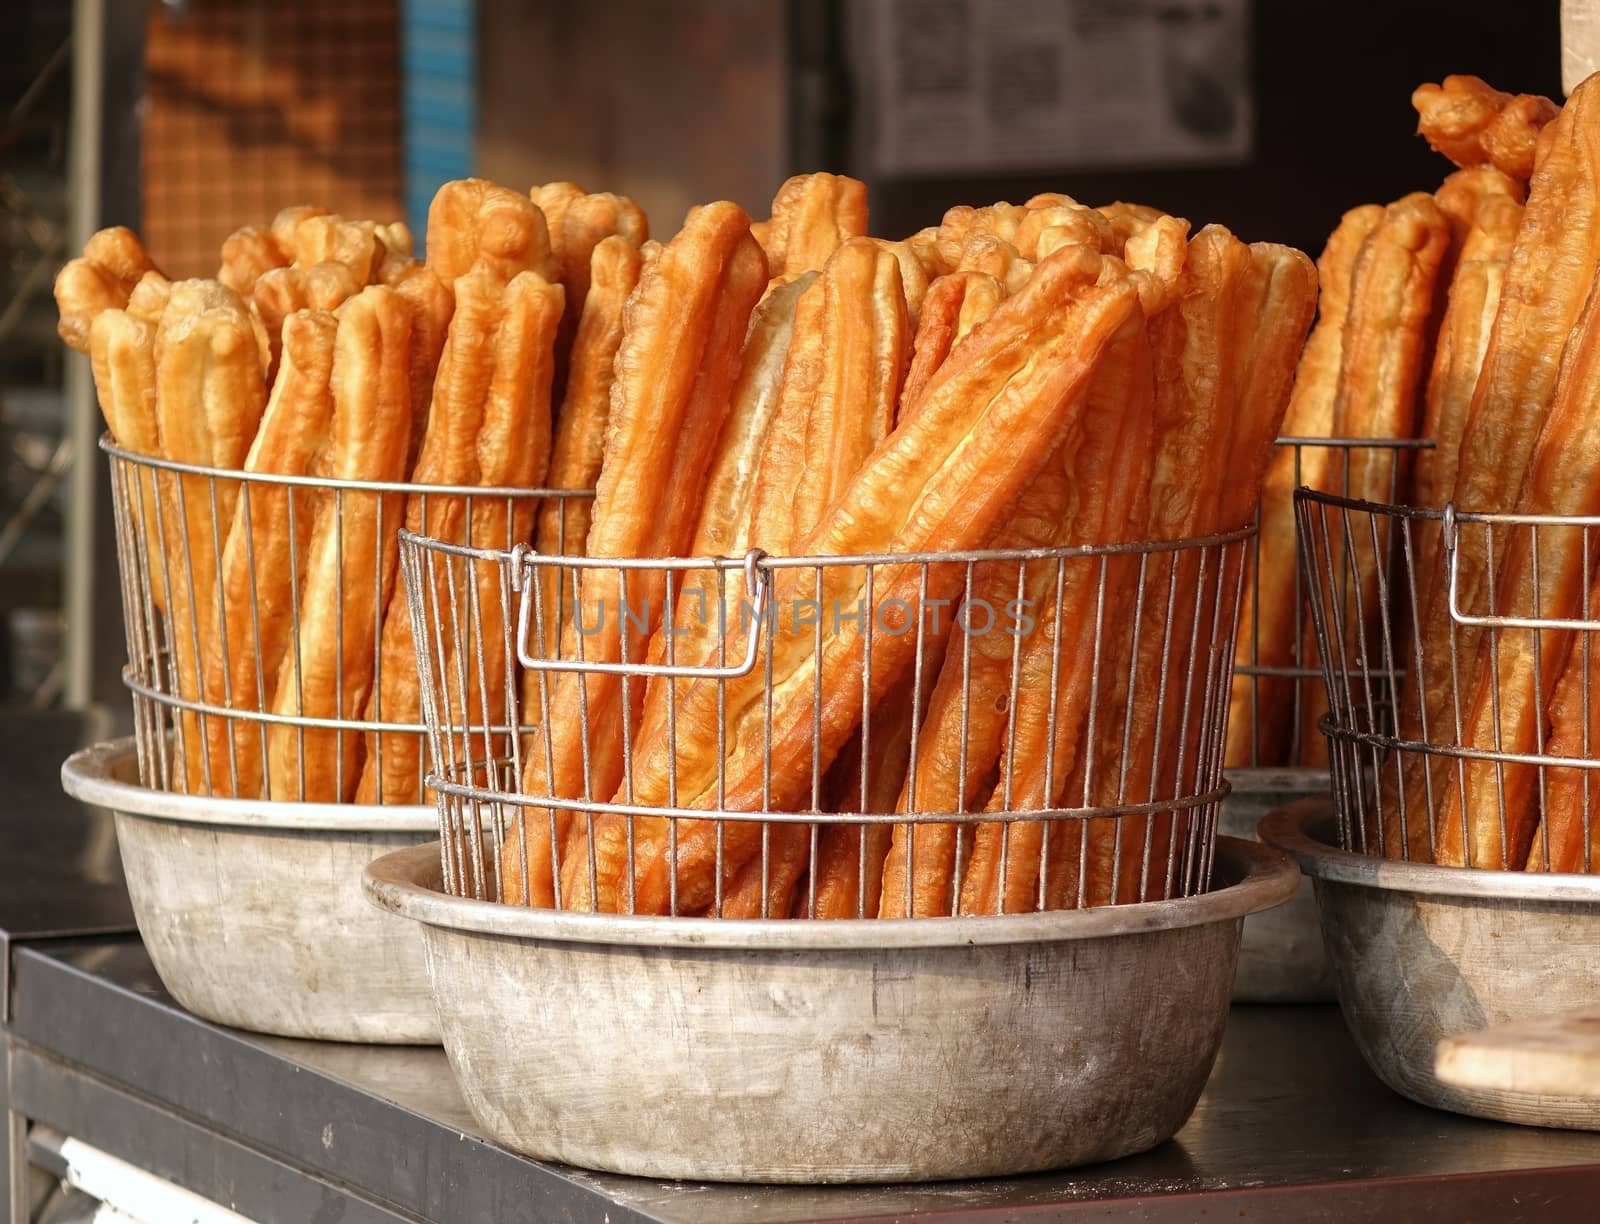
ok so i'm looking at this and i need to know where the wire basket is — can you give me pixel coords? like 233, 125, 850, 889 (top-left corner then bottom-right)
1296, 487, 1600, 872
1228, 435, 1433, 768
103, 435, 589, 804
401, 522, 1257, 918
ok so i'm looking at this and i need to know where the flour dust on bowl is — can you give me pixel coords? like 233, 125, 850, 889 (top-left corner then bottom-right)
365, 835, 1298, 1183
62, 738, 439, 1044
1261, 801, 1600, 1130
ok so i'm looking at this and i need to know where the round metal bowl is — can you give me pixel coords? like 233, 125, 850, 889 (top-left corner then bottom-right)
1260, 799, 1600, 1130
1221, 767, 1333, 1002
61, 738, 438, 1044
363, 835, 1298, 1183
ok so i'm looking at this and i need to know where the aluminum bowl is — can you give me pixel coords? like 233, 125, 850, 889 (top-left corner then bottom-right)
1260, 799, 1600, 1130
61, 738, 438, 1044
363, 835, 1298, 1183
1221, 767, 1333, 1002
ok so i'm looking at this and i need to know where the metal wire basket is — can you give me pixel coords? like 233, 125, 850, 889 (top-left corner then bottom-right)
103, 435, 589, 804
401, 521, 1257, 918
1228, 435, 1433, 768
1296, 487, 1600, 872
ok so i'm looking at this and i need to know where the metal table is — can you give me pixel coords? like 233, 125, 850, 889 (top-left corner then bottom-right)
6, 719, 1600, 1221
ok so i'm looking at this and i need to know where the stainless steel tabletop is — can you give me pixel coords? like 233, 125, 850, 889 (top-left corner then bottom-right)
9, 937, 1600, 1223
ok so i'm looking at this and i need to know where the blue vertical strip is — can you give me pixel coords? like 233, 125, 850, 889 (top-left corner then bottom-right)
402, 0, 476, 255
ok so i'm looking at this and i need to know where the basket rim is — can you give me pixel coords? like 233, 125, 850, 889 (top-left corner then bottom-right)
61, 737, 436, 831
1295, 487, 1600, 529
101, 433, 594, 500
397, 520, 1259, 569
1259, 798, 1600, 901
359, 834, 1299, 948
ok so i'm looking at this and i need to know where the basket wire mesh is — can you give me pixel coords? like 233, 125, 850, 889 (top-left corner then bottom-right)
103, 435, 587, 803
402, 522, 1257, 918
1296, 487, 1600, 872
1228, 435, 1434, 769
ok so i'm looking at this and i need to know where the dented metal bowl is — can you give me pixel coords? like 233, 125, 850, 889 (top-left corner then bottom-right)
364, 834, 1299, 1182
61, 738, 438, 1044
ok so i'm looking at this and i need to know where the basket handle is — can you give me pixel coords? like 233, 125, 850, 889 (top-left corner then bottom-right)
1443, 504, 1600, 631
509, 546, 772, 678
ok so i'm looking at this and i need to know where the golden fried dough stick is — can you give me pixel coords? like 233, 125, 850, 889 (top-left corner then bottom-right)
1435, 269, 1600, 869
427, 178, 557, 286
676, 273, 815, 561
959, 309, 1158, 916
356, 270, 502, 805
219, 225, 288, 296
718, 239, 911, 917
598, 273, 814, 885
202, 310, 339, 798
1530, 583, 1600, 874
541, 191, 647, 402
1022, 201, 1115, 257
55, 226, 160, 351
1413, 195, 1523, 510
88, 308, 166, 613
1224, 205, 1382, 769
252, 263, 362, 384
955, 234, 1032, 294
532, 181, 585, 244
1398, 77, 1600, 837
1297, 193, 1452, 785
126, 271, 171, 323
871, 238, 930, 324
879, 463, 1084, 919
1046, 228, 1249, 908
502, 203, 767, 908
1097, 202, 1167, 254
809, 668, 926, 920
898, 271, 1004, 421
1414, 75, 1561, 183
291, 215, 386, 285
1120, 215, 1193, 315
266, 286, 413, 802
269, 205, 332, 258
933, 201, 1029, 271
153, 283, 270, 793
763, 172, 869, 277
904, 226, 946, 277
747, 238, 910, 552
439, 272, 563, 803
610, 249, 1138, 917
386, 263, 455, 468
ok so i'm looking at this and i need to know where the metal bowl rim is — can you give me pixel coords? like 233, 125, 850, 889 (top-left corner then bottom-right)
1221, 766, 1331, 795
61, 738, 435, 832
1258, 800, 1600, 902
361, 835, 1299, 950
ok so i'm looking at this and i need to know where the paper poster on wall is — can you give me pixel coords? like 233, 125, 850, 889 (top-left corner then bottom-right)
865, 0, 1253, 176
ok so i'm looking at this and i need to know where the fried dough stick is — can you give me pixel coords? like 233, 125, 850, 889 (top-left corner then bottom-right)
718, 239, 911, 918
1436, 268, 1600, 868
499, 203, 767, 907
605, 249, 1138, 917
1530, 569, 1600, 873
152, 282, 269, 793
1398, 77, 1600, 844
201, 310, 338, 799
1414, 75, 1560, 184
533, 237, 646, 625
952, 307, 1156, 916
759, 173, 869, 277
265, 286, 413, 802
55, 227, 161, 352
1298, 194, 1452, 787
426, 178, 557, 286
898, 271, 1006, 421
1224, 205, 1382, 767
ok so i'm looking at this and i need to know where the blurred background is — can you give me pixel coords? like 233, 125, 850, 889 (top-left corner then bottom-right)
0, 0, 1564, 712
